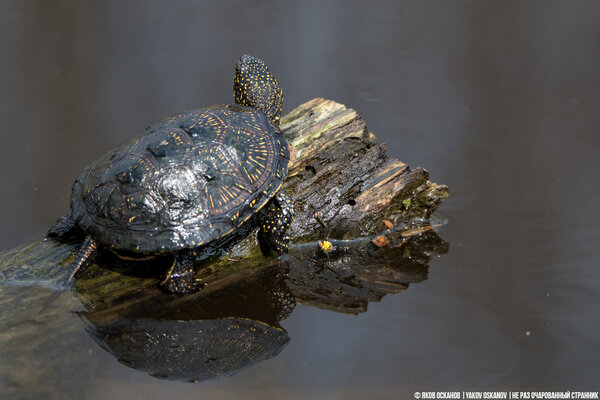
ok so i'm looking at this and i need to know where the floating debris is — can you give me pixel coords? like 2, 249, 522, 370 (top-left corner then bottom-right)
399, 224, 441, 238
318, 240, 333, 253
371, 235, 391, 248
401, 199, 411, 210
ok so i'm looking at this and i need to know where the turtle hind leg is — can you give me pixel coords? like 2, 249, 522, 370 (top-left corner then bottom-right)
47, 211, 81, 240
160, 249, 205, 295
257, 189, 295, 256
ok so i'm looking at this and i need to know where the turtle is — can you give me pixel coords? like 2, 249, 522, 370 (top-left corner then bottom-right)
47, 55, 294, 294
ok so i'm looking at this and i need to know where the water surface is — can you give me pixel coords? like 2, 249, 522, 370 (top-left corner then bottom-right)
1, 1, 599, 398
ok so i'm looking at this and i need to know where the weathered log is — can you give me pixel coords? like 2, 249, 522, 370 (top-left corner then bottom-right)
282, 98, 448, 241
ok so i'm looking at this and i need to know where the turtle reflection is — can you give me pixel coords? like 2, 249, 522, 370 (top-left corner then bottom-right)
84, 317, 289, 382
75, 260, 294, 382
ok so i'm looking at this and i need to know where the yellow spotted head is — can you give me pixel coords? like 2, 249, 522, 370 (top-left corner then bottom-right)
233, 55, 283, 126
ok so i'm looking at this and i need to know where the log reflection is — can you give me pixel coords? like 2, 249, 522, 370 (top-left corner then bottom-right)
70, 228, 447, 381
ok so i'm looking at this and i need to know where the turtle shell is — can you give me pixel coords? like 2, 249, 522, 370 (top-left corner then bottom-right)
71, 104, 289, 253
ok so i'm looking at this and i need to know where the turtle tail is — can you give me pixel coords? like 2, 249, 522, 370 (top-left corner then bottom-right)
233, 54, 283, 126
41, 235, 100, 312
63, 235, 99, 287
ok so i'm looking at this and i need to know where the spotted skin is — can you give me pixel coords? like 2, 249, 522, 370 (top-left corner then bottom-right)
234, 55, 283, 126
257, 189, 294, 256
160, 249, 205, 294
48, 55, 294, 295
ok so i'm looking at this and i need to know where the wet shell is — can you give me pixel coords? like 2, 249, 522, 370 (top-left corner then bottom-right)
71, 104, 290, 253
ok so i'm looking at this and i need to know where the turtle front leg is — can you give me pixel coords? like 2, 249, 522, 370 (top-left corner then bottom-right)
257, 189, 294, 256
160, 249, 205, 295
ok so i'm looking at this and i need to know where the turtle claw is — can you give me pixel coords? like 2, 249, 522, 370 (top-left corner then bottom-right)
160, 275, 205, 295
160, 250, 205, 295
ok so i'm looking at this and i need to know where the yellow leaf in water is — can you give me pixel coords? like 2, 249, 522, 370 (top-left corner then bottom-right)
318, 240, 333, 252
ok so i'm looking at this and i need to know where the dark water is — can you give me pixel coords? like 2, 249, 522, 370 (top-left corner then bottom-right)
1, 1, 599, 398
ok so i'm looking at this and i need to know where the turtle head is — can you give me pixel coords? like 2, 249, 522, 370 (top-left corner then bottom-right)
234, 55, 283, 126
